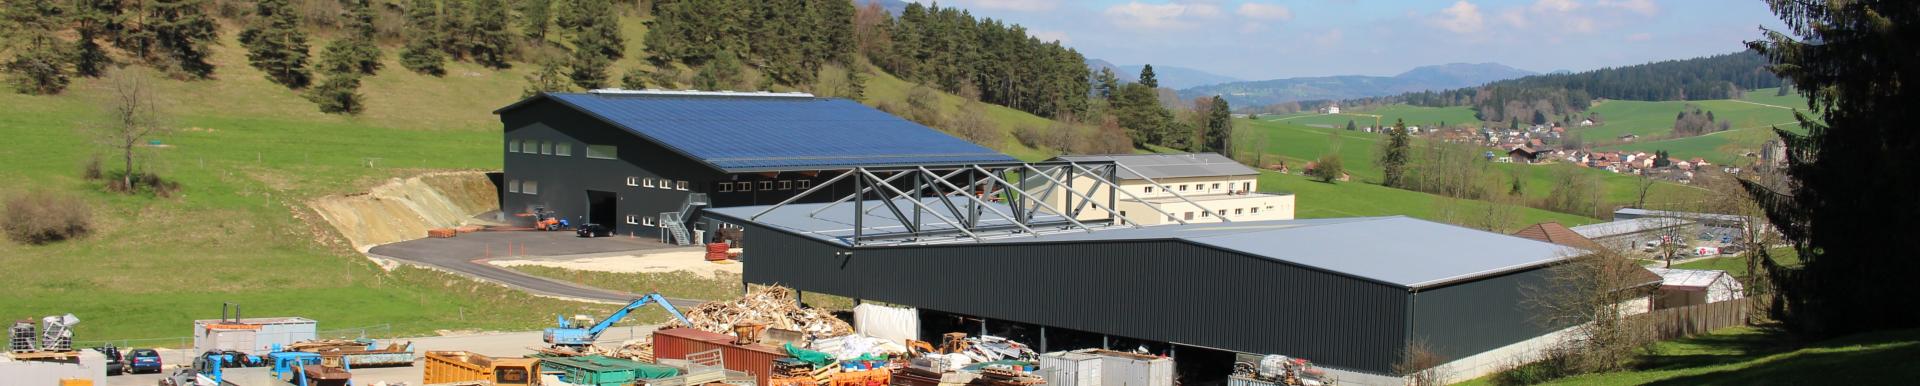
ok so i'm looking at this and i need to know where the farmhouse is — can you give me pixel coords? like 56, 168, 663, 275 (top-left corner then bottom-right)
492, 89, 1013, 242
1046, 153, 1295, 225
708, 199, 1605, 384
1646, 268, 1746, 308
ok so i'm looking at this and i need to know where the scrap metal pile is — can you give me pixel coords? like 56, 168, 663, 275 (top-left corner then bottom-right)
662, 286, 853, 340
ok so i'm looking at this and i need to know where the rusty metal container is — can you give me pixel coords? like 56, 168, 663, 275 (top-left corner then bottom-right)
423, 351, 540, 386
652, 328, 790, 386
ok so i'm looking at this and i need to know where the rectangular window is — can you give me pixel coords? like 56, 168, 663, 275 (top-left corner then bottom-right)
779, 181, 793, 190
797, 180, 812, 190
509, 140, 521, 153
718, 183, 732, 192
1202, 211, 1211, 217
737, 182, 752, 191
1217, 209, 1227, 216
1145, 186, 1155, 193
508, 179, 520, 193
626, 177, 639, 186
1235, 208, 1243, 215
555, 143, 571, 156
523, 180, 538, 194
1251, 207, 1259, 213
1180, 185, 1188, 191
586, 145, 617, 159
625, 215, 639, 225
1243, 182, 1252, 191
642, 216, 656, 226
642, 178, 655, 188
760, 181, 772, 191
1184, 212, 1194, 220
540, 141, 552, 155
676, 181, 688, 190
1212, 183, 1221, 190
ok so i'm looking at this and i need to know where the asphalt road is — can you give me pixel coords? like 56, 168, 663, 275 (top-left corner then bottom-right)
367, 231, 706, 308
106, 327, 667, 386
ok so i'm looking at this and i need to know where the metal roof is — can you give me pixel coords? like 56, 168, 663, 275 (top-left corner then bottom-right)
1645, 267, 1737, 289
1569, 218, 1695, 239
496, 91, 1015, 172
1613, 208, 1750, 224
707, 202, 1583, 289
1051, 153, 1258, 180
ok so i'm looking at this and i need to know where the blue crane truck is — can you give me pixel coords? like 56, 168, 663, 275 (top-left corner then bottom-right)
544, 293, 692, 348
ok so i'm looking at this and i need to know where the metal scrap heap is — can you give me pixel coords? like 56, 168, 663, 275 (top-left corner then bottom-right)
662, 286, 853, 340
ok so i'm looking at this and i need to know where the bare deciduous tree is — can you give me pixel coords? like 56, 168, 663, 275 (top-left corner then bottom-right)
1524, 249, 1657, 373
1394, 339, 1452, 386
93, 68, 170, 193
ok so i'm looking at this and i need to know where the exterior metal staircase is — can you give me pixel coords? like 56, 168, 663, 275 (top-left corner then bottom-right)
658, 193, 709, 245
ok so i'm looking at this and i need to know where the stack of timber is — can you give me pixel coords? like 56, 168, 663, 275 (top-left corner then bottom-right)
663, 286, 853, 340
427, 228, 457, 238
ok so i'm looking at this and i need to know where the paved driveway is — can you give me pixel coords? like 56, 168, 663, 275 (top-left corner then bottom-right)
368, 231, 706, 308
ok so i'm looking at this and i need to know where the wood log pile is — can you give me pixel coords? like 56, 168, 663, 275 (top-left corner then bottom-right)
663, 286, 853, 340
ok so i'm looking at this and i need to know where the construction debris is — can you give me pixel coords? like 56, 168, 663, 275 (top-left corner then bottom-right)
662, 286, 853, 340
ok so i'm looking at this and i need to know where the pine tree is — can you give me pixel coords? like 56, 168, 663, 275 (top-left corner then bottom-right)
1378, 119, 1412, 188
1138, 64, 1158, 88
1095, 67, 1118, 100
648, 65, 681, 89
845, 68, 866, 101
522, 49, 571, 97
562, 0, 621, 89
337, 0, 384, 75
0, 0, 71, 94
619, 67, 650, 89
692, 53, 742, 90
308, 40, 365, 114
71, 0, 120, 77
239, 0, 312, 88
439, 0, 472, 60
143, 0, 219, 78
517, 0, 551, 41
567, 46, 610, 89
399, 0, 447, 76
1205, 96, 1233, 153
468, 0, 512, 68
1346, 120, 1357, 131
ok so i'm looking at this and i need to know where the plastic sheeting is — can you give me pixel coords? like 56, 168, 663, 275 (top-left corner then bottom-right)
852, 303, 918, 343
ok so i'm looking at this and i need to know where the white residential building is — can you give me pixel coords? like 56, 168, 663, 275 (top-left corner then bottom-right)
1048, 153, 1296, 226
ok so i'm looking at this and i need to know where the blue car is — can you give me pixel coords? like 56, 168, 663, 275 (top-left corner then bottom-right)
128, 348, 163, 374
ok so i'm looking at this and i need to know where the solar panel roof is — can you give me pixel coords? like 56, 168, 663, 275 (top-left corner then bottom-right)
497, 91, 1015, 172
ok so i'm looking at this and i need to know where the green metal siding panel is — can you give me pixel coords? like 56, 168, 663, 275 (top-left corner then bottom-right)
1408, 267, 1562, 363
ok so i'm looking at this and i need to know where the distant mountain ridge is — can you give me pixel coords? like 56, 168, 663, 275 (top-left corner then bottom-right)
1085, 59, 1244, 90
1180, 63, 1537, 107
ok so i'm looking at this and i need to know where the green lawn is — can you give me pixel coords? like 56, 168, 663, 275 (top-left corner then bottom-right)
1259, 171, 1597, 227
1241, 119, 1703, 216
1459, 326, 1920, 385
1672, 248, 1802, 277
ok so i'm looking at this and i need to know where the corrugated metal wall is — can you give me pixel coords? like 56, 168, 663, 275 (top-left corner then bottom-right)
740, 224, 1409, 374
1407, 267, 1561, 362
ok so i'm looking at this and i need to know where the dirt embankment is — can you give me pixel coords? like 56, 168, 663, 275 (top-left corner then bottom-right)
310, 171, 499, 252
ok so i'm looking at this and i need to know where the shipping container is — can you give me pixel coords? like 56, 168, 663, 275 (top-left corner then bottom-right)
539, 355, 679, 386
423, 351, 540, 386
652, 328, 790, 386
1036, 351, 1101, 386
192, 317, 317, 356
1078, 350, 1172, 386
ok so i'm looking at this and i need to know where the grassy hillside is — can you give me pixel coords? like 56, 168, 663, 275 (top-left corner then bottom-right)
1461, 326, 1920, 385
861, 69, 1058, 161
1596, 88, 1812, 165
1241, 119, 1701, 215
1260, 172, 1595, 226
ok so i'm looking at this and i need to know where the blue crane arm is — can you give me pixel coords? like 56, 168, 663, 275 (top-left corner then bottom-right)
583, 293, 695, 340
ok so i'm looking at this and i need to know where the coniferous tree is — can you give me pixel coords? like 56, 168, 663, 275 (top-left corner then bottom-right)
567, 46, 609, 89
239, 0, 312, 88
563, 0, 620, 89
308, 40, 365, 114
1205, 96, 1233, 153
1138, 64, 1158, 88
399, 0, 447, 76
517, 0, 551, 41
522, 48, 570, 97
1, 0, 71, 94
1095, 67, 1118, 100
619, 67, 650, 89
142, 0, 219, 78
1346, 120, 1357, 131
1378, 119, 1412, 188
71, 0, 120, 77
439, 0, 472, 60
467, 0, 512, 68
337, 0, 384, 75
845, 68, 866, 101
648, 65, 681, 89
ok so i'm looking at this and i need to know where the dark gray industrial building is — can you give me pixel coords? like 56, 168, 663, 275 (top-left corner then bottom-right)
492, 90, 1013, 241
705, 202, 1586, 381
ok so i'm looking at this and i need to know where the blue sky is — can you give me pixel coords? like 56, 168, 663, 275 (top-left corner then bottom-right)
911, 0, 1788, 80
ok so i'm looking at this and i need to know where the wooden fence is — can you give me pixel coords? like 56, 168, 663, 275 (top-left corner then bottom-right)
1631, 297, 1760, 340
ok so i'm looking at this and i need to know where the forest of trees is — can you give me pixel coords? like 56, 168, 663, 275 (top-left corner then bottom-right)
1316, 51, 1782, 124
855, 2, 1091, 119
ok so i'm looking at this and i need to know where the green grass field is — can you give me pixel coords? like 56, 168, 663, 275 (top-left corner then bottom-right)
1460, 326, 1920, 385
1240, 119, 1702, 217
1259, 171, 1596, 226
1672, 248, 1801, 277
1259, 104, 1481, 129
1580, 88, 1810, 165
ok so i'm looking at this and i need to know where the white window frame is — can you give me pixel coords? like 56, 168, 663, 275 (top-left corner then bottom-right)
555, 142, 571, 156
625, 215, 639, 225
797, 180, 812, 190
737, 182, 753, 191
642, 216, 656, 226
642, 178, 655, 188
540, 141, 552, 155
779, 181, 792, 190
586, 144, 617, 159
510, 140, 522, 153
508, 179, 520, 193
759, 181, 772, 191
718, 182, 733, 192
676, 181, 688, 190
626, 177, 639, 186
523, 180, 538, 194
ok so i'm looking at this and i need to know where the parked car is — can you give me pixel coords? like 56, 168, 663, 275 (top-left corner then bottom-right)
92, 345, 124, 376
128, 348, 163, 374
576, 223, 613, 238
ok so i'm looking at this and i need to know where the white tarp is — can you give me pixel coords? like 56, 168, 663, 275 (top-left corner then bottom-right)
852, 303, 918, 343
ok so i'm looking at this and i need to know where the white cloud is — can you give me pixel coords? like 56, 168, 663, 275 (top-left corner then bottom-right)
1103, 1, 1224, 30
1597, 0, 1658, 15
1432, 1, 1486, 34
1531, 0, 1581, 13
1030, 30, 1071, 44
1499, 8, 1530, 28
1313, 28, 1345, 48
1625, 32, 1654, 42
928, 0, 1063, 12
1237, 2, 1294, 21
